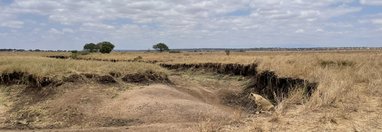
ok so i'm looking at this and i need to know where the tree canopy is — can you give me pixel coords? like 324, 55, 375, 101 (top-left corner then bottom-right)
97, 41, 115, 54
153, 43, 169, 52
83, 43, 98, 52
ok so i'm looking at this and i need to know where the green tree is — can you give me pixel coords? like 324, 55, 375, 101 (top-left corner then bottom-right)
153, 43, 169, 52
97, 41, 115, 54
83, 43, 98, 52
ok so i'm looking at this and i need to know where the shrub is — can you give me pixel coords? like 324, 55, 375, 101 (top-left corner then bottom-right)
169, 50, 181, 53
97, 41, 115, 54
71, 50, 78, 54
83, 43, 98, 52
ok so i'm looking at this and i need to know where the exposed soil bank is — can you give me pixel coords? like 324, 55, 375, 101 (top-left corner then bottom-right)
160, 63, 258, 76
224, 71, 318, 112
0, 72, 55, 88
159, 63, 318, 112
0, 71, 171, 88
122, 71, 171, 84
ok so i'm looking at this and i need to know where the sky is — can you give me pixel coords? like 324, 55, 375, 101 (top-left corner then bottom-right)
0, 0, 382, 50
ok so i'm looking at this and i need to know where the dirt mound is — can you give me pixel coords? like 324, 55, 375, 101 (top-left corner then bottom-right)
160, 63, 258, 76
0, 83, 235, 130
99, 84, 234, 124
0, 83, 144, 129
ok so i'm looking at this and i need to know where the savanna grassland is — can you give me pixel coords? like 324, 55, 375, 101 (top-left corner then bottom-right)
0, 50, 381, 131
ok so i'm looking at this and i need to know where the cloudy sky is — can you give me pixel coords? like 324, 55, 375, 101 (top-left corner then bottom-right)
0, 0, 382, 50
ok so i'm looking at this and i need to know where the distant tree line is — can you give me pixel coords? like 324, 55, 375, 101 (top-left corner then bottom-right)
2, 46, 381, 53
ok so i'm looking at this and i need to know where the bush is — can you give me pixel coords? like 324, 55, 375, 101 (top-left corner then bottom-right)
169, 50, 181, 53
97, 41, 115, 54
83, 43, 98, 52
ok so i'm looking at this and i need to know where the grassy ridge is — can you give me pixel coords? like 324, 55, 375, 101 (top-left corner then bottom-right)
0, 56, 168, 77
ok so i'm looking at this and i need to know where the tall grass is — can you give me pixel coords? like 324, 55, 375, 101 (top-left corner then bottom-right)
0, 56, 168, 77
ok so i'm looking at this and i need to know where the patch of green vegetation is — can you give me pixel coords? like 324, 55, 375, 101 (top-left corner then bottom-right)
169, 50, 181, 53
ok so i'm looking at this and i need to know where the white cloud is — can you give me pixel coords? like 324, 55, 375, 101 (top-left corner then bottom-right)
295, 29, 305, 33
0, 0, 381, 49
360, 0, 382, 6
0, 20, 24, 28
82, 23, 115, 30
371, 19, 382, 24
316, 28, 324, 32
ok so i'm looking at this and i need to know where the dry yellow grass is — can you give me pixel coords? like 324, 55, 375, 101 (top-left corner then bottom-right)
0, 50, 381, 131
76, 50, 382, 130
0, 55, 168, 77
0, 52, 69, 57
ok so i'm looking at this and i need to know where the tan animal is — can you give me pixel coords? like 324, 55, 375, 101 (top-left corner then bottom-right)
249, 93, 275, 113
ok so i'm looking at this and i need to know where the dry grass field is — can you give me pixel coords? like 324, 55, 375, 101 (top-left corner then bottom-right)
0, 50, 381, 131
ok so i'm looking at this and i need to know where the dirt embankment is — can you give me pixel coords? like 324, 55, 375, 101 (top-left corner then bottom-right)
159, 63, 318, 112
0, 72, 54, 88
223, 71, 317, 112
0, 71, 170, 88
160, 63, 258, 76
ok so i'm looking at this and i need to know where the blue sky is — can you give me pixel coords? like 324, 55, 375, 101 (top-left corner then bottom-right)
0, 0, 382, 50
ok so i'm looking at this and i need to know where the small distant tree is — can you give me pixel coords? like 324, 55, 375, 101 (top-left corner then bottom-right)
97, 41, 115, 54
83, 43, 98, 52
153, 43, 169, 52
